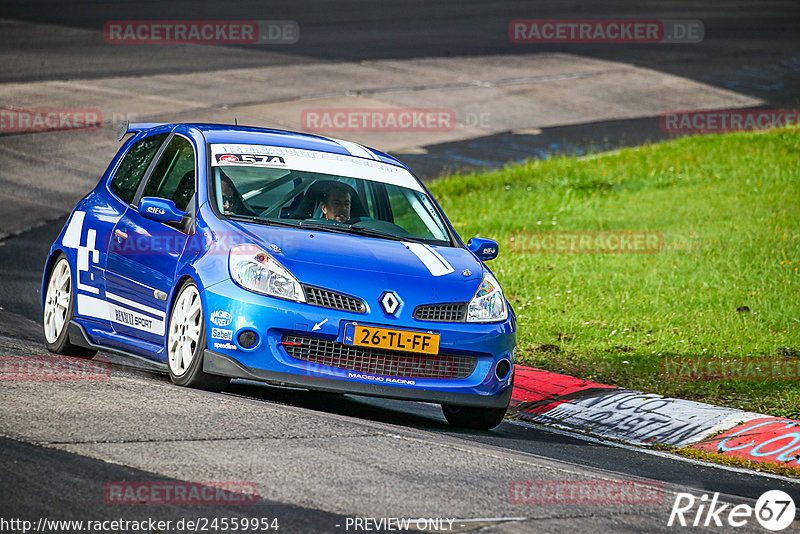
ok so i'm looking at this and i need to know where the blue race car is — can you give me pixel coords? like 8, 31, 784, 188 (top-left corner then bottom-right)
42, 123, 516, 429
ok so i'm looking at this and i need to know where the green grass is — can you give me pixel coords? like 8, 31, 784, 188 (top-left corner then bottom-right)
429, 129, 800, 418
651, 444, 800, 478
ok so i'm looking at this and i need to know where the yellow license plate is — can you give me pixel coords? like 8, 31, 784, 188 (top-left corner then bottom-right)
347, 325, 439, 355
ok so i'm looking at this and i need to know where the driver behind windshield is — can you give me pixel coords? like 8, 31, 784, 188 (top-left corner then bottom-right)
220, 174, 254, 216
320, 182, 352, 223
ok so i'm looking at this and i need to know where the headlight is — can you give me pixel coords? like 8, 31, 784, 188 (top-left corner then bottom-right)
229, 244, 305, 302
467, 271, 508, 323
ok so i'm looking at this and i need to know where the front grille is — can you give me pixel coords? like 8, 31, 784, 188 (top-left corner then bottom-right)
413, 302, 468, 322
282, 335, 477, 379
302, 285, 366, 313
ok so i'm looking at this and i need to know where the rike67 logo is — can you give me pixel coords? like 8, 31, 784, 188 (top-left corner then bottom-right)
668, 490, 796, 531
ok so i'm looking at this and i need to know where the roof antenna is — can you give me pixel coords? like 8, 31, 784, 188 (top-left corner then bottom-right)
234, 117, 238, 126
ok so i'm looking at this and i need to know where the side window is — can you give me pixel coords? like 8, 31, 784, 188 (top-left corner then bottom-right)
109, 133, 168, 205
141, 136, 196, 212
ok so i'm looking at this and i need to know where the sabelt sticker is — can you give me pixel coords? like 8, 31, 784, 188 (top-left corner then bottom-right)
210, 310, 232, 327
215, 153, 286, 166
211, 327, 233, 341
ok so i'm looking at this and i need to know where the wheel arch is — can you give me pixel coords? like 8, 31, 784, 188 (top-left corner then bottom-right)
166, 274, 198, 320
41, 248, 68, 309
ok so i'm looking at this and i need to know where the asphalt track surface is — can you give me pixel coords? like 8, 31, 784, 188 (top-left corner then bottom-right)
1, 1, 800, 532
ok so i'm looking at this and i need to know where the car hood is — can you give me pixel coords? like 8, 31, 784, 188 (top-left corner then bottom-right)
226, 220, 486, 304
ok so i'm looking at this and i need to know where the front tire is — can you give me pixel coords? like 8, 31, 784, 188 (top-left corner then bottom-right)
441, 403, 508, 430
43, 254, 97, 357
167, 280, 230, 391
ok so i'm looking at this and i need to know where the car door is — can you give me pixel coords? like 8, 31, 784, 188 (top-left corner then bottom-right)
70, 132, 169, 330
105, 133, 197, 345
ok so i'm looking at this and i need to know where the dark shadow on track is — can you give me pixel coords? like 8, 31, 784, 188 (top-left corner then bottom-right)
0, 436, 348, 532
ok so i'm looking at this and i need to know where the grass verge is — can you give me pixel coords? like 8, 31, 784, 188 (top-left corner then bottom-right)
651, 443, 800, 478
429, 129, 800, 418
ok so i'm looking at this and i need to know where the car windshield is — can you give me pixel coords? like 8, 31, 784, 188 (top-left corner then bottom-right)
208, 144, 452, 245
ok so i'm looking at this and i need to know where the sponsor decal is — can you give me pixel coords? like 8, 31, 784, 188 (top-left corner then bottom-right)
213, 342, 237, 351
210, 310, 232, 327
104, 481, 259, 505
668, 490, 795, 530
211, 328, 233, 341
209, 144, 423, 192
145, 206, 166, 215
77, 294, 166, 336
115, 309, 154, 331
215, 153, 286, 166
347, 371, 415, 386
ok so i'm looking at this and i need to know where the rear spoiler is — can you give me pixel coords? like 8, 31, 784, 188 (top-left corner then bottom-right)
116, 121, 168, 142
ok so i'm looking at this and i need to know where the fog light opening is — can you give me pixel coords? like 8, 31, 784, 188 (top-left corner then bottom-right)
495, 359, 511, 380
238, 330, 258, 349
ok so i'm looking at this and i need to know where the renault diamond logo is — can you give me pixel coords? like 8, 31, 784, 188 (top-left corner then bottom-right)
380, 291, 401, 315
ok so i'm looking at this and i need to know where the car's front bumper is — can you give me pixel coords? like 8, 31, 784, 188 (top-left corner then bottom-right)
204, 349, 513, 408
201, 279, 516, 407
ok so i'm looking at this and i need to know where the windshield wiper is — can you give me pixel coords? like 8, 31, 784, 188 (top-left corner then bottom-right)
249, 217, 353, 234
246, 217, 438, 244
343, 225, 438, 244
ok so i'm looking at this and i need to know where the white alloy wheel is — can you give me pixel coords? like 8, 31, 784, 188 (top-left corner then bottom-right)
168, 284, 203, 377
44, 258, 72, 344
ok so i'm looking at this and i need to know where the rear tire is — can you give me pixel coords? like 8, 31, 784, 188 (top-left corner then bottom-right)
43, 254, 97, 358
441, 403, 508, 430
167, 280, 230, 391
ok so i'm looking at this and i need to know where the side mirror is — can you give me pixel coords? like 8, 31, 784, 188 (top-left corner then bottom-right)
138, 197, 187, 225
467, 237, 499, 261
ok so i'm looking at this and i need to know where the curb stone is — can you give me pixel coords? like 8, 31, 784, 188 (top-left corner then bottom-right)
510, 365, 799, 469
